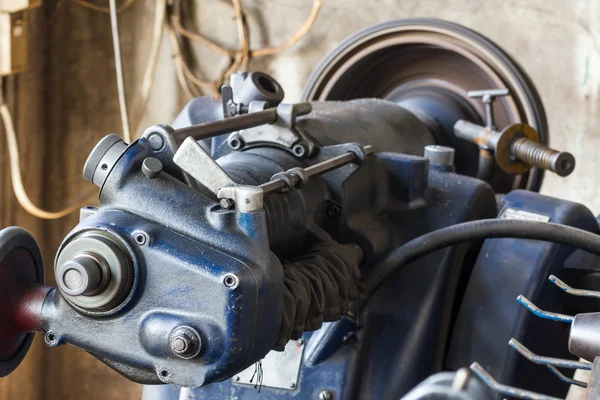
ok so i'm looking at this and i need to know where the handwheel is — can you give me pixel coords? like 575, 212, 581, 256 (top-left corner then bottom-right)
0, 227, 47, 377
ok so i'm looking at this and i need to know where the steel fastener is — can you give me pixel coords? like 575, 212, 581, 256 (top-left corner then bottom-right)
142, 157, 163, 179
169, 326, 202, 359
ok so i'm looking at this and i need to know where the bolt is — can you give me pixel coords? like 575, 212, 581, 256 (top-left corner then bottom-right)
142, 157, 163, 178
219, 198, 234, 210
147, 132, 165, 151
228, 135, 243, 150
510, 138, 575, 177
134, 232, 149, 245
297, 338, 305, 346
318, 391, 333, 400
292, 144, 307, 157
169, 326, 201, 359
327, 204, 341, 219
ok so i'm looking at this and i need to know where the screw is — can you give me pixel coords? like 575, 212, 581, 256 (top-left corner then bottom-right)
510, 138, 575, 177
318, 391, 333, 400
234, 376, 241, 382
169, 326, 201, 359
327, 204, 341, 219
134, 231, 149, 245
223, 274, 239, 288
289, 383, 296, 389
142, 157, 163, 178
228, 135, 243, 150
147, 132, 165, 151
45, 332, 58, 346
297, 338, 305, 346
219, 198, 234, 210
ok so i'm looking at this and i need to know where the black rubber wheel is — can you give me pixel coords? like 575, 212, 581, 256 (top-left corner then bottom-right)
303, 19, 548, 192
0, 227, 44, 377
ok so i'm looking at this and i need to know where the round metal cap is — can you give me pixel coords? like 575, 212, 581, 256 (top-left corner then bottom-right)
55, 230, 133, 313
424, 145, 455, 167
56, 254, 108, 297
83, 134, 127, 187
0, 227, 44, 377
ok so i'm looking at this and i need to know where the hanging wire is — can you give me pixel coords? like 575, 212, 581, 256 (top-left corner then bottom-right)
130, 0, 167, 135
0, 79, 96, 219
109, 0, 132, 142
73, 0, 136, 14
170, 0, 324, 96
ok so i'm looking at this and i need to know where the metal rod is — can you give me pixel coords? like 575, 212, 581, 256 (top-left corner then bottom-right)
109, 0, 131, 143
516, 295, 574, 323
174, 108, 278, 141
259, 145, 374, 195
509, 338, 592, 370
549, 274, 600, 299
547, 366, 587, 388
470, 362, 562, 400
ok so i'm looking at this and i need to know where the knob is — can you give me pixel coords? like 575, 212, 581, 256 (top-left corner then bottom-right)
56, 255, 107, 297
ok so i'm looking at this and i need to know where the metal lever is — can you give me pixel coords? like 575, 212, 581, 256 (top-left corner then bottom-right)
469, 362, 562, 400
509, 338, 592, 370
516, 295, 574, 323
468, 88, 510, 130
173, 137, 263, 213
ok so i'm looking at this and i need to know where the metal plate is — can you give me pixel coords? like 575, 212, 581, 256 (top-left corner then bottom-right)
233, 339, 305, 390
500, 207, 551, 222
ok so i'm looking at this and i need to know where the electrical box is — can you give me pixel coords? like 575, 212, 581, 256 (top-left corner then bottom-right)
0, 0, 41, 76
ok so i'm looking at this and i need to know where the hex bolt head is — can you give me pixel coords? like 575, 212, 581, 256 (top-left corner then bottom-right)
169, 326, 201, 359
318, 391, 333, 400
142, 157, 163, 179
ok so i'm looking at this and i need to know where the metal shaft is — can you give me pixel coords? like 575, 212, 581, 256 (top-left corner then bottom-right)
174, 108, 278, 141
511, 138, 575, 177
259, 146, 374, 195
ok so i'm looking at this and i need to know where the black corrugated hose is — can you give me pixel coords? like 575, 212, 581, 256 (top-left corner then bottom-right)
364, 219, 600, 301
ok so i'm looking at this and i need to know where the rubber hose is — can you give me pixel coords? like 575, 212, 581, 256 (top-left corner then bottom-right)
364, 219, 600, 299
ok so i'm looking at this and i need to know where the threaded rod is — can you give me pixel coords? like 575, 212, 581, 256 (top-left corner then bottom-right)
511, 138, 575, 177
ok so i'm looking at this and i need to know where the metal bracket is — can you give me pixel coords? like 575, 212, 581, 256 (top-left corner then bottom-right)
229, 102, 315, 158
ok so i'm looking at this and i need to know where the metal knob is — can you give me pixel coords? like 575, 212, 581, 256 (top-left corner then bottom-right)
83, 134, 128, 187
57, 254, 108, 297
424, 145, 455, 167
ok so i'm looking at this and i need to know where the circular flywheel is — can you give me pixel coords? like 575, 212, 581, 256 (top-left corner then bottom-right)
303, 19, 548, 192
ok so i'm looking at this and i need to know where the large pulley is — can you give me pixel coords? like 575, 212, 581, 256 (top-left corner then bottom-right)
0, 227, 48, 377
303, 18, 549, 192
